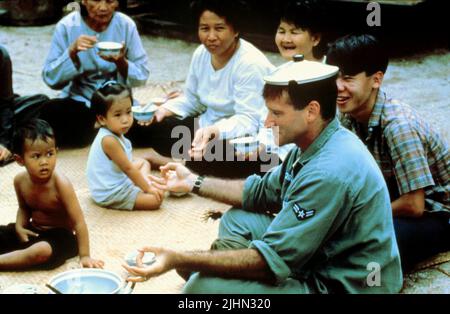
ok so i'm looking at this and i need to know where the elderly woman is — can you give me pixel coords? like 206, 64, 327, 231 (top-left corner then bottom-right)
137, 0, 274, 178
40, 0, 149, 147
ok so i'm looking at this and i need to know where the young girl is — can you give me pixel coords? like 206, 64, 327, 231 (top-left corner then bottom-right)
86, 81, 164, 211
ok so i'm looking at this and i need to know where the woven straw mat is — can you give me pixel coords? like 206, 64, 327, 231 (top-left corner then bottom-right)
0, 145, 230, 294
2, 83, 447, 293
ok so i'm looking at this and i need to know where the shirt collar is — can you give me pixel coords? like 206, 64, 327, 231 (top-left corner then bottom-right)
339, 89, 386, 142
297, 117, 340, 166
367, 89, 386, 129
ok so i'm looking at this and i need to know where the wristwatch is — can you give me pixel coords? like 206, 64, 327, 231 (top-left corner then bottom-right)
192, 175, 205, 194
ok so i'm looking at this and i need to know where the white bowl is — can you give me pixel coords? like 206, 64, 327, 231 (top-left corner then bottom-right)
125, 250, 156, 267
97, 41, 123, 57
132, 104, 158, 122
230, 136, 259, 155
47, 269, 124, 294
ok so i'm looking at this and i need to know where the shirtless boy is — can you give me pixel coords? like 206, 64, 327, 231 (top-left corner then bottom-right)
0, 119, 103, 270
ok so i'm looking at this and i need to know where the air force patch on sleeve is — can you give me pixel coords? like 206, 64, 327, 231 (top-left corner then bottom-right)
292, 203, 315, 221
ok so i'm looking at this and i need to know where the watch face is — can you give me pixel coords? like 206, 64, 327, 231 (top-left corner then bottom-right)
193, 176, 204, 193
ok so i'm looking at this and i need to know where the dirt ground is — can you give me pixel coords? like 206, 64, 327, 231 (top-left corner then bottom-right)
0, 24, 449, 294
0, 24, 449, 140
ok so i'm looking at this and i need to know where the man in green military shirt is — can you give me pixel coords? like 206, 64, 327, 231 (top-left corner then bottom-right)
123, 57, 403, 293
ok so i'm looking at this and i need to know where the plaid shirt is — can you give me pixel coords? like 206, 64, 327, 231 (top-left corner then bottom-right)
340, 90, 449, 214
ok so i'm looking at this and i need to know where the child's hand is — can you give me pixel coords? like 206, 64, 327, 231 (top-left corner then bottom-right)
15, 227, 39, 243
0, 144, 12, 164
146, 181, 165, 202
80, 256, 105, 269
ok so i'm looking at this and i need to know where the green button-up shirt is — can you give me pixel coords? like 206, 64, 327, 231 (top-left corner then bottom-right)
243, 118, 402, 293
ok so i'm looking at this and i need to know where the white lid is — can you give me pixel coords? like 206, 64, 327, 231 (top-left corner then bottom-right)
264, 55, 339, 86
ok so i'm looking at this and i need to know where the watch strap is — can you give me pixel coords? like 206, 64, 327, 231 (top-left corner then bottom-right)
192, 175, 205, 194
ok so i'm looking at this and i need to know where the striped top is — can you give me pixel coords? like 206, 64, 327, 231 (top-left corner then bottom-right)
340, 90, 449, 214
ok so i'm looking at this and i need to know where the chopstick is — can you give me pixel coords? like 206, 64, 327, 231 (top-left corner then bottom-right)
45, 283, 63, 294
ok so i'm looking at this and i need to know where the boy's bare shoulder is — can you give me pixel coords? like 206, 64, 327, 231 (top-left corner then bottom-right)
13, 171, 29, 187
53, 171, 74, 190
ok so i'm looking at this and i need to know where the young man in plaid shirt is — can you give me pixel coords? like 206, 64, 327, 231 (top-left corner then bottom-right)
327, 34, 449, 271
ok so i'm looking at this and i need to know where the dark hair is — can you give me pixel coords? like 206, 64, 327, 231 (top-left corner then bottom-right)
279, 0, 331, 59
327, 33, 389, 76
263, 75, 338, 121
190, 0, 247, 33
90, 81, 133, 118
12, 119, 55, 156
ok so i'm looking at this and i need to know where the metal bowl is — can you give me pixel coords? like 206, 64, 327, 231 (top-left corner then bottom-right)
48, 269, 125, 294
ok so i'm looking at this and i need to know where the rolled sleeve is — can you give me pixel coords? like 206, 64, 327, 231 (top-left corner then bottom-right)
384, 120, 435, 195
242, 175, 261, 211
250, 240, 292, 283
163, 94, 205, 119
162, 96, 190, 118
243, 168, 284, 214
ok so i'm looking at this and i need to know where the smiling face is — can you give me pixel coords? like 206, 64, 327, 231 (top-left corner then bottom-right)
264, 91, 308, 147
82, 0, 118, 30
336, 71, 383, 120
275, 20, 320, 61
19, 137, 57, 182
198, 10, 239, 59
98, 93, 133, 136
